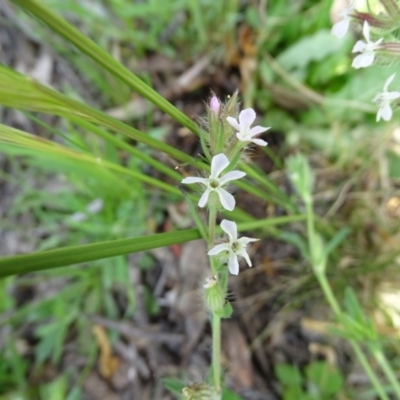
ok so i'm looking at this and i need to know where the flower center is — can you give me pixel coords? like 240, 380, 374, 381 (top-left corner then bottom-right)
209, 179, 220, 189
231, 241, 241, 253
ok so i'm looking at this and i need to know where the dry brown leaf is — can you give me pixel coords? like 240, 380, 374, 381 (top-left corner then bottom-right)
92, 324, 120, 379
222, 321, 253, 390
309, 343, 338, 366
386, 196, 400, 218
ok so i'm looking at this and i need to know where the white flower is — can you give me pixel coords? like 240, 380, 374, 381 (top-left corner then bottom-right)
352, 21, 383, 69
226, 108, 269, 146
208, 219, 259, 275
331, 1, 354, 38
373, 74, 400, 122
181, 153, 245, 211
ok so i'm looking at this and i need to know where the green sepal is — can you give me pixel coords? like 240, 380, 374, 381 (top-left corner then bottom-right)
217, 301, 233, 319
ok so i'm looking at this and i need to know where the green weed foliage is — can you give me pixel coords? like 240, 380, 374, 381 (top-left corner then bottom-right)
1, 0, 400, 399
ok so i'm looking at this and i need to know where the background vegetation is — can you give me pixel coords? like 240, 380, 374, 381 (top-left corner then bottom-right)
1, 0, 400, 399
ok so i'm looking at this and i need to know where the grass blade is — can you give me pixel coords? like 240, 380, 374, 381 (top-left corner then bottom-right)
0, 229, 201, 277
11, 0, 200, 135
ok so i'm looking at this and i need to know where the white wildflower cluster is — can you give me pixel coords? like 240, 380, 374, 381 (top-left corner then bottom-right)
332, 0, 400, 122
181, 96, 267, 275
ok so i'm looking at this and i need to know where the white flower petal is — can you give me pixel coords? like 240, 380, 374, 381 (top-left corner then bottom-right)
251, 138, 268, 146
376, 108, 383, 122
359, 53, 375, 68
363, 21, 370, 41
237, 132, 248, 141
217, 188, 235, 211
380, 103, 393, 121
208, 243, 230, 255
181, 176, 208, 184
228, 252, 239, 275
238, 108, 256, 128
249, 125, 269, 137
219, 170, 246, 185
352, 53, 374, 69
237, 237, 259, 245
332, 18, 350, 38
198, 189, 211, 208
226, 116, 241, 131
384, 74, 396, 91
220, 219, 238, 242
211, 153, 230, 178
386, 92, 400, 101
237, 248, 252, 267
352, 40, 366, 53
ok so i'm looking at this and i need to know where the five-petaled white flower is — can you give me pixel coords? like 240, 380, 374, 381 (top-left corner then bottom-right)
331, 1, 354, 38
208, 219, 258, 275
352, 21, 383, 69
373, 73, 400, 122
226, 108, 269, 146
181, 153, 245, 211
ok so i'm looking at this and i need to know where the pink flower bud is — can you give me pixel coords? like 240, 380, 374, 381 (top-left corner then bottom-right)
210, 96, 220, 115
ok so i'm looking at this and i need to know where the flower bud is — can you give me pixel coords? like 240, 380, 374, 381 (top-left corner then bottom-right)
210, 96, 220, 115
182, 383, 219, 400
353, 11, 395, 29
204, 276, 224, 312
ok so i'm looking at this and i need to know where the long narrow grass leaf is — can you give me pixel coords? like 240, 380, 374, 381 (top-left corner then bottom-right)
0, 229, 201, 277
11, 0, 200, 135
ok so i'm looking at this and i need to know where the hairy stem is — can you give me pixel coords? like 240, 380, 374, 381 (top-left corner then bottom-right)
212, 312, 221, 395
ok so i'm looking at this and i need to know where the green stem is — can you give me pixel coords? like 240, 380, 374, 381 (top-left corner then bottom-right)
212, 312, 222, 395
208, 207, 217, 248
315, 272, 341, 317
305, 198, 316, 262
350, 342, 390, 400
306, 197, 389, 400
371, 345, 400, 399
208, 205, 221, 396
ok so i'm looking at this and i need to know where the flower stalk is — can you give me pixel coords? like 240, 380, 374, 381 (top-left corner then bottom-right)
182, 95, 267, 396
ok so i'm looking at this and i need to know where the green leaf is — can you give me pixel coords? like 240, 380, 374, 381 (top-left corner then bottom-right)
305, 361, 343, 397
217, 301, 233, 319
39, 375, 67, 400
162, 377, 186, 395
0, 229, 201, 277
11, 0, 200, 135
286, 153, 314, 202
66, 387, 81, 400
344, 287, 366, 324
279, 231, 310, 260
275, 364, 302, 387
277, 30, 345, 71
222, 388, 243, 400
324, 228, 351, 257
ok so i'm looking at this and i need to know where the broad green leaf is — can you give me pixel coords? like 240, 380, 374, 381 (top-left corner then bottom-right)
277, 30, 345, 71
305, 361, 343, 397
275, 364, 302, 387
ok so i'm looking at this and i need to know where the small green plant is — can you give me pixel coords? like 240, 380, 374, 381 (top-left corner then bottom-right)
275, 361, 344, 400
